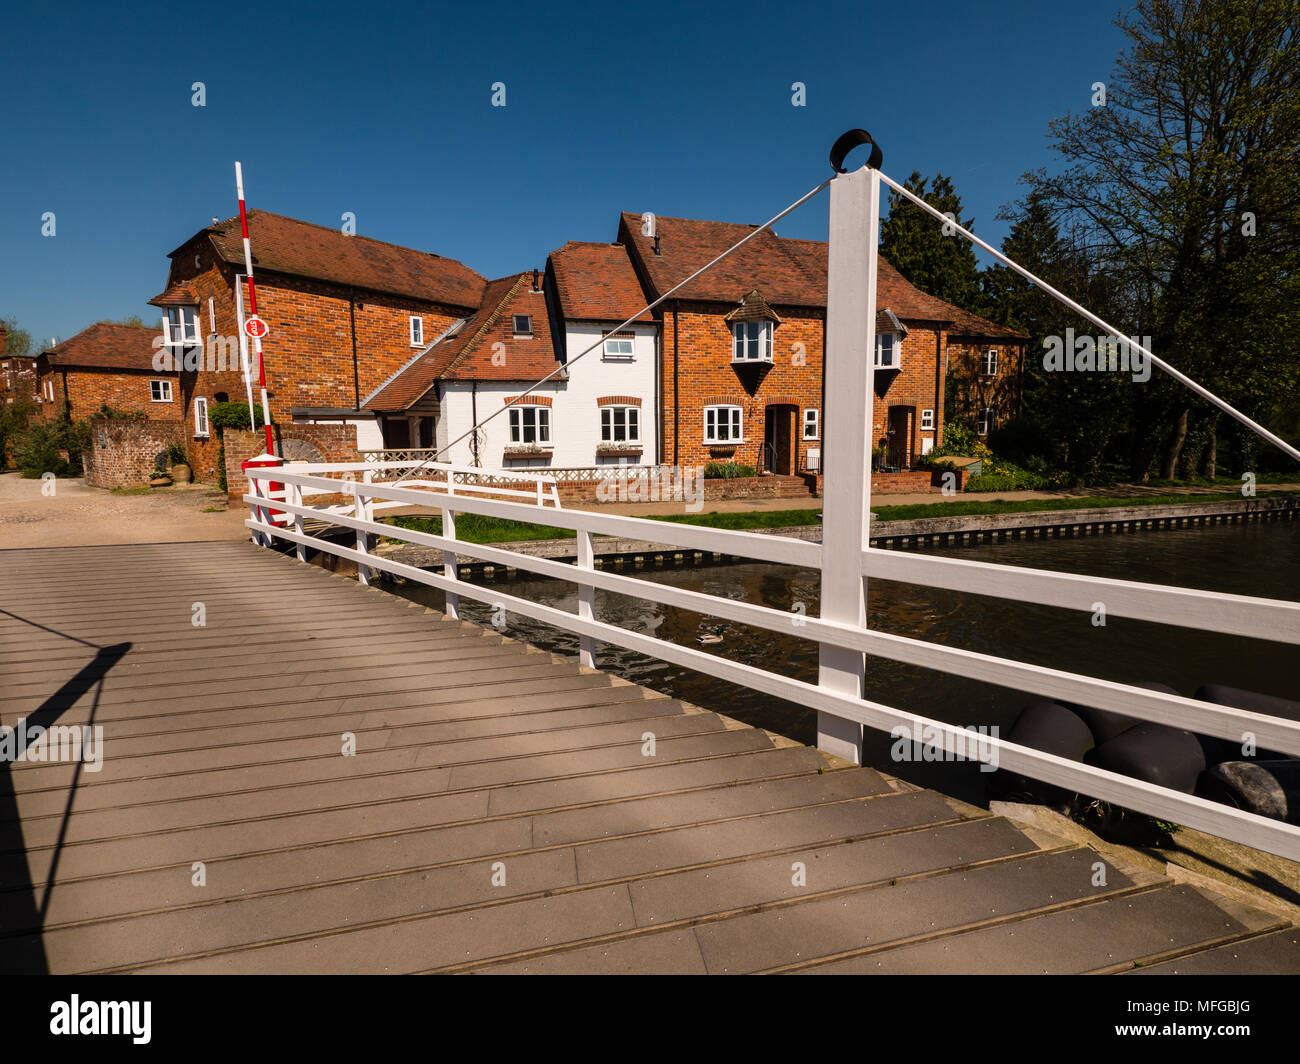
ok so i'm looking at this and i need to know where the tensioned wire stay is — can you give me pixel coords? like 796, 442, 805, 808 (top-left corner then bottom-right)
875, 169, 1300, 465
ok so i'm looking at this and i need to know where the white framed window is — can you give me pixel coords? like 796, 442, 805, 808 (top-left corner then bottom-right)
409, 316, 424, 346
920, 408, 934, 431
977, 406, 993, 435
150, 379, 173, 402
513, 314, 533, 337
602, 334, 635, 360
163, 307, 200, 347
508, 405, 551, 445
599, 405, 640, 443
874, 332, 899, 369
732, 320, 773, 362
983, 348, 999, 376
802, 408, 819, 440
704, 405, 743, 444
43, 378, 54, 401
194, 396, 210, 437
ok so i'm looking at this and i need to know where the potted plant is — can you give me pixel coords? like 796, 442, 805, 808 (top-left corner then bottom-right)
167, 443, 192, 484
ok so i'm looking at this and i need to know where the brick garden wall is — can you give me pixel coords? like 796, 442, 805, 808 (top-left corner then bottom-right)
84, 418, 187, 488
224, 423, 360, 506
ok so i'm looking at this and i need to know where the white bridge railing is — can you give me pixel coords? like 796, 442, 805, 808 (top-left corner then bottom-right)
245, 161, 1300, 862
253, 459, 562, 524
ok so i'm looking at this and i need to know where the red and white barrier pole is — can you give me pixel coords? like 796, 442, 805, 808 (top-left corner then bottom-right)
235, 161, 276, 456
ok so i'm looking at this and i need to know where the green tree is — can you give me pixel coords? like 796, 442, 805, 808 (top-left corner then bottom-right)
879, 171, 983, 312
1, 317, 34, 356
1022, 0, 1300, 479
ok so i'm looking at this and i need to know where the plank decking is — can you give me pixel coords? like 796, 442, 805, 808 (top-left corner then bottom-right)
1, 540, 1297, 974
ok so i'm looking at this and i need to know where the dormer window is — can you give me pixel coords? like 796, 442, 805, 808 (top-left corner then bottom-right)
732, 320, 773, 362
513, 314, 533, 338
163, 307, 200, 347
874, 332, 900, 369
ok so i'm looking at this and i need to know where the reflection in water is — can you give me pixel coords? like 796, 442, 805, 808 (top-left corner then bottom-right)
388, 522, 1300, 802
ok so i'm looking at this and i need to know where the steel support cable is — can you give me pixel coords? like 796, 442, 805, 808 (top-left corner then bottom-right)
876, 169, 1300, 465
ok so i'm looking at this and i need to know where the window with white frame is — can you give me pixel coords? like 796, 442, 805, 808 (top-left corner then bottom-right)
150, 379, 173, 402
602, 333, 634, 360
874, 332, 899, 369
508, 405, 551, 445
732, 320, 773, 362
704, 405, 743, 443
43, 378, 54, 401
920, 408, 934, 431
983, 348, 999, 376
163, 307, 200, 348
194, 396, 209, 437
977, 406, 993, 435
600, 405, 640, 443
513, 314, 533, 337
802, 408, 819, 440
410, 316, 424, 346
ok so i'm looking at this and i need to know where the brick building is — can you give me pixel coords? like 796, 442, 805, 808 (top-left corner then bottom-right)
943, 306, 1027, 439
149, 210, 485, 480
34, 323, 176, 422
616, 212, 1026, 473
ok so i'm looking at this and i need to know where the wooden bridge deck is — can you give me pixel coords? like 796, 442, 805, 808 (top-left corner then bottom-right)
2, 540, 1297, 974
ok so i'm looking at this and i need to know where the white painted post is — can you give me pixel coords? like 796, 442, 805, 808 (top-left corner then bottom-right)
577, 529, 596, 667
816, 165, 880, 764
292, 481, 307, 562
355, 472, 372, 587
248, 473, 263, 546
442, 507, 460, 619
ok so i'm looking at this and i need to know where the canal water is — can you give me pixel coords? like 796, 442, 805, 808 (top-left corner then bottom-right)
386, 521, 1299, 801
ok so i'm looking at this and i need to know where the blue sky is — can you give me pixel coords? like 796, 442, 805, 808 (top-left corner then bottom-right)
0, 0, 1129, 348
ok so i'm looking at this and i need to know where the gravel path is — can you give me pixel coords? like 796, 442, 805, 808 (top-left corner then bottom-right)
0, 473, 248, 548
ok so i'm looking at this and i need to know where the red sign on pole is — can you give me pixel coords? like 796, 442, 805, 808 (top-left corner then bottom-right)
244, 316, 269, 339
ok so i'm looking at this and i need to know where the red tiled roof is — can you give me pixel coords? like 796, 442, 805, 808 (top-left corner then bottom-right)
42, 323, 166, 372
148, 282, 198, 307
548, 242, 654, 323
178, 210, 487, 311
620, 213, 820, 307
944, 304, 1028, 340
366, 274, 558, 412
620, 212, 1025, 339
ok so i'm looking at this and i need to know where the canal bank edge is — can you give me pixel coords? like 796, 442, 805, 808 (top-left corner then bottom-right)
373, 494, 1300, 571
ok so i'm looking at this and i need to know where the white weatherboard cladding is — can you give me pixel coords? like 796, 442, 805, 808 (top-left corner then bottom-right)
434, 323, 657, 469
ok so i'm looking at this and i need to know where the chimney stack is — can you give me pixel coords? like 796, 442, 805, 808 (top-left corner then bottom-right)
531, 268, 540, 292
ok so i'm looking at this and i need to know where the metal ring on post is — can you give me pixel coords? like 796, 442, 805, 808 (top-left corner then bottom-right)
829, 129, 883, 174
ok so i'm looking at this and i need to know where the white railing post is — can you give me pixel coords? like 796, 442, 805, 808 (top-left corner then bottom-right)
577, 529, 596, 667
816, 164, 880, 764
247, 473, 264, 546
292, 481, 307, 561
356, 471, 373, 586
442, 502, 460, 620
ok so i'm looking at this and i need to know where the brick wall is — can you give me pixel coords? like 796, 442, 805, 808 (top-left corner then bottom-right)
34, 366, 179, 423
224, 422, 360, 506
946, 340, 1025, 437
803, 468, 968, 496
159, 238, 469, 436
84, 419, 186, 488
660, 302, 953, 474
